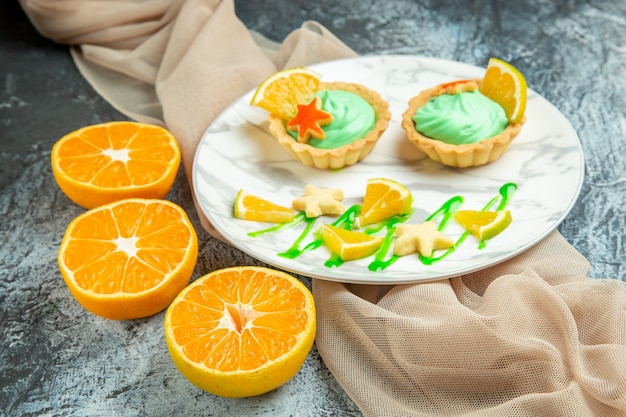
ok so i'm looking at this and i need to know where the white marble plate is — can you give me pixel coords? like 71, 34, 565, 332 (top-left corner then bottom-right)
192, 55, 584, 284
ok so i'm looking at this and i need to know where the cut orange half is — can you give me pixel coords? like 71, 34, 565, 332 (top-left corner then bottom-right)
58, 198, 198, 320
164, 266, 316, 398
359, 178, 413, 226
249, 67, 321, 119
234, 190, 295, 223
479, 58, 527, 124
51, 121, 181, 209
320, 224, 384, 261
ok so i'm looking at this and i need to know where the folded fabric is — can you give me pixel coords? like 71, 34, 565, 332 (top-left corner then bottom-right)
314, 230, 626, 416
20, 0, 356, 236
20, 0, 626, 415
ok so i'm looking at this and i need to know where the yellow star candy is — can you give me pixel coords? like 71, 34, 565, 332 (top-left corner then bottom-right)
393, 221, 454, 257
292, 185, 345, 218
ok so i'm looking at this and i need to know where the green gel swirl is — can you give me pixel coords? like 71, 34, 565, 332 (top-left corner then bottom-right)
278, 205, 361, 260
417, 183, 517, 263
417, 196, 464, 265
277, 216, 320, 258
495, 182, 517, 211
476, 182, 517, 249
367, 213, 412, 272
324, 253, 343, 268
425, 196, 464, 224
248, 212, 309, 238
419, 233, 472, 266
247, 182, 518, 272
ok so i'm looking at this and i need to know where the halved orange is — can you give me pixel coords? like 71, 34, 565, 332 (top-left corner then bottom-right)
164, 266, 316, 398
249, 67, 321, 119
58, 198, 198, 320
479, 58, 527, 124
234, 189, 295, 223
320, 224, 384, 261
51, 121, 181, 209
359, 178, 413, 226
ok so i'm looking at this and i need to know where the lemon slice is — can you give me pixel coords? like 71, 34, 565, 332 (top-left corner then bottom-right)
320, 224, 384, 261
479, 58, 527, 124
454, 209, 513, 241
250, 67, 321, 119
234, 190, 295, 223
359, 178, 413, 226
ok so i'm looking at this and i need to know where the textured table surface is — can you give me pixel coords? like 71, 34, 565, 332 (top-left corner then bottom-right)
2, 1, 625, 416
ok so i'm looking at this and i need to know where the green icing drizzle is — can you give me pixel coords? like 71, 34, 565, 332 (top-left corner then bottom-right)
245, 182, 518, 272
413, 91, 508, 145
367, 213, 413, 272
475, 182, 517, 249
287, 90, 376, 149
275, 205, 361, 260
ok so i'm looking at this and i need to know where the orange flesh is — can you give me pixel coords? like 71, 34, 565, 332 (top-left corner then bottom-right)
56, 124, 177, 188
360, 181, 411, 225
169, 269, 310, 372
61, 201, 191, 294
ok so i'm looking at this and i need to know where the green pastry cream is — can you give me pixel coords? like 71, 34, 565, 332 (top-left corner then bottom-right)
413, 91, 508, 145
287, 90, 376, 149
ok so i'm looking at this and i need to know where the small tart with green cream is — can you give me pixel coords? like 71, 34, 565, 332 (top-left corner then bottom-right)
401, 78, 526, 168
269, 81, 391, 170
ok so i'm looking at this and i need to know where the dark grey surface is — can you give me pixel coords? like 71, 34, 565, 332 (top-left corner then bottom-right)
2, 1, 625, 416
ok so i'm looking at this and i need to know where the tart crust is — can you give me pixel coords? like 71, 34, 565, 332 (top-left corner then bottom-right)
401, 79, 525, 168
268, 81, 391, 170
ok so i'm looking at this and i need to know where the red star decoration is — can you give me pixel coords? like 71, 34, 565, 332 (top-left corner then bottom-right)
286, 96, 334, 143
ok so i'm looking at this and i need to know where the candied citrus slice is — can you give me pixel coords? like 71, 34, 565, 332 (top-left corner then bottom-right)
454, 209, 513, 241
479, 57, 527, 124
234, 190, 295, 223
164, 266, 316, 398
320, 224, 384, 261
51, 121, 181, 209
359, 178, 413, 226
249, 67, 321, 119
286, 96, 334, 142
58, 198, 198, 320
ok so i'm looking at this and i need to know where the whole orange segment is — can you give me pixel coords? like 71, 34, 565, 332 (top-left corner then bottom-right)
164, 266, 316, 398
58, 198, 198, 320
51, 121, 181, 209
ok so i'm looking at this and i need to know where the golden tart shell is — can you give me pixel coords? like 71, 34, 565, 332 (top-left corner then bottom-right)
401, 79, 525, 168
268, 81, 391, 170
